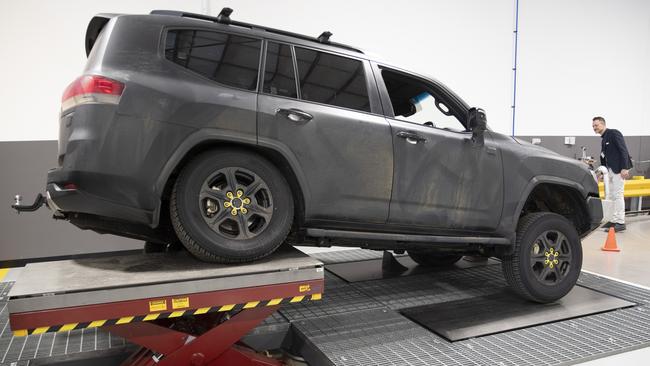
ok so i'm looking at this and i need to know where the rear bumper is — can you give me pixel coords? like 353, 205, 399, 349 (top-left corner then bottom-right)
46, 169, 154, 225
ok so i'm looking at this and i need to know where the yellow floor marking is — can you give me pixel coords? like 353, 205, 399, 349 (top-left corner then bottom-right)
267, 298, 283, 306
0, 268, 9, 282
13, 330, 28, 337
311, 293, 322, 300
169, 311, 185, 318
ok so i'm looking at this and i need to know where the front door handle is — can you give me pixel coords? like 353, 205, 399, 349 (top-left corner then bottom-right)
276, 108, 313, 123
396, 131, 427, 144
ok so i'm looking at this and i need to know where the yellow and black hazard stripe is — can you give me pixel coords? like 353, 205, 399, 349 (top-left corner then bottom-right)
14, 293, 322, 337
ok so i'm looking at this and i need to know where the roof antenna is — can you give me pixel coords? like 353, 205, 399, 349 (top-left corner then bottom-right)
317, 31, 332, 44
217, 7, 233, 24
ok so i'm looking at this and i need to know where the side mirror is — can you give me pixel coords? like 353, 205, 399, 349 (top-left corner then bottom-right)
468, 107, 487, 146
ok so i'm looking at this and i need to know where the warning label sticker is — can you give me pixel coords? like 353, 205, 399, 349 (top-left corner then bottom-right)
299, 284, 311, 293
172, 297, 190, 309
149, 299, 167, 312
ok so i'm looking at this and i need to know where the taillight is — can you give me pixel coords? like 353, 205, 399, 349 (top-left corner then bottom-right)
61, 75, 124, 111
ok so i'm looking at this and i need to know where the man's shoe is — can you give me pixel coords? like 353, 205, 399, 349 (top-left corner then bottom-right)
604, 223, 626, 232
601, 221, 615, 229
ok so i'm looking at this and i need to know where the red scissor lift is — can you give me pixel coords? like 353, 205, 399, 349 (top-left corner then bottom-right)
8, 247, 324, 366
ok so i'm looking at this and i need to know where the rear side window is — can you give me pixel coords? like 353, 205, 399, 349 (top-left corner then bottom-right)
295, 47, 370, 112
263, 42, 297, 98
165, 30, 261, 91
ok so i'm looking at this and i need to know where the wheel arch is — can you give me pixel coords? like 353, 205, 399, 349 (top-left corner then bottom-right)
152, 130, 308, 230
514, 176, 591, 236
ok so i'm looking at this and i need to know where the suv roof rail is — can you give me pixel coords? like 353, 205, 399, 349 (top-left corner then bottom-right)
150, 8, 364, 54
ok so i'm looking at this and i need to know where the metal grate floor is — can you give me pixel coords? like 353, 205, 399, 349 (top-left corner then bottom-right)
2, 250, 649, 365
292, 249, 650, 366
0, 281, 129, 366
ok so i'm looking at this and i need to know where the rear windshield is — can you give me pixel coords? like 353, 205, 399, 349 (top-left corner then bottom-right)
165, 29, 262, 91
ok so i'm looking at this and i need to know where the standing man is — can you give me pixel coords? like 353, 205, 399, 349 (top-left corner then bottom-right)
592, 116, 633, 232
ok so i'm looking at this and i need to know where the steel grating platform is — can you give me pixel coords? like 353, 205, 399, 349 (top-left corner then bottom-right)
0, 282, 130, 366
287, 250, 650, 366
2, 249, 650, 365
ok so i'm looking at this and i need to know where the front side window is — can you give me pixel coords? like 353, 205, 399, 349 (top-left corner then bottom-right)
381, 69, 466, 132
165, 30, 261, 90
295, 47, 370, 112
263, 42, 297, 98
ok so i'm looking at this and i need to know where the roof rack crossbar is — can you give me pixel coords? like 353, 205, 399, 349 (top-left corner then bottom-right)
150, 8, 363, 54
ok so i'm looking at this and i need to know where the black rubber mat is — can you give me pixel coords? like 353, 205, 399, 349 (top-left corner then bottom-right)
326, 255, 500, 283
401, 286, 635, 341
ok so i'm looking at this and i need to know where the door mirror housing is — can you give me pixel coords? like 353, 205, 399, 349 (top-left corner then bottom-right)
468, 107, 487, 145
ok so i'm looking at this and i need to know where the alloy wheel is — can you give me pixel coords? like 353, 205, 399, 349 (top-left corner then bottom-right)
198, 167, 273, 240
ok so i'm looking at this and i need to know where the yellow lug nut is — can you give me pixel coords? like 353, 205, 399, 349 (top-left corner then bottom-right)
237, 190, 244, 197
243, 198, 251, 205
226, 192, 234, 199
231, 208, 238, 216
224, 202, 231, 208
241, 208, 248, 214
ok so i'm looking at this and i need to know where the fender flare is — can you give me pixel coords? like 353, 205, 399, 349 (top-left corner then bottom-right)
150, 129, 310, 227
510, 175, 588, 230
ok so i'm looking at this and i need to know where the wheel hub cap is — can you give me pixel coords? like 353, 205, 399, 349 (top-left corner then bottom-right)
544, 247, 560, 269
223, 190, 251, 216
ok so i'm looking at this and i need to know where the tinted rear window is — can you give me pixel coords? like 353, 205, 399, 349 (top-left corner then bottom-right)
165, 30, 261, 90
295, 47, 370, 112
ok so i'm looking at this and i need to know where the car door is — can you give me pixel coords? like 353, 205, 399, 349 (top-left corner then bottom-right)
374, 66, 504, 231
257, 42, 393, 224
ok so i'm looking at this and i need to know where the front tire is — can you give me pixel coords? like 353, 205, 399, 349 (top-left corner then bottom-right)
170, 150, 294, 263
502, 212, 582, 303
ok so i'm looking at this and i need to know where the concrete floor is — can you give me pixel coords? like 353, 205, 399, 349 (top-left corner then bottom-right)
582, 214, 650, 287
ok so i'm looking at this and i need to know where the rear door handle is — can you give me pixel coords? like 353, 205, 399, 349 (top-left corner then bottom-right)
396, 131, 427, 144
276, 108, 313, 123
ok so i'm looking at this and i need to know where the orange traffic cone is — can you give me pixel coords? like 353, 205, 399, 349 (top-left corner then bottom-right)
601, 227, 620, 252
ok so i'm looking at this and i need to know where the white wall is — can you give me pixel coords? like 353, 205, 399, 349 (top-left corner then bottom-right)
0, 0, 648, 141
0, 0, 513, 141
516, 0, 650, 136
0, 0, 204, 142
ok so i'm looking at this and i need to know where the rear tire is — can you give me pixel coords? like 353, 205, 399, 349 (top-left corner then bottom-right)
170, 150, 294, 263
502, 212, 582, 303
407, 251, 463, 266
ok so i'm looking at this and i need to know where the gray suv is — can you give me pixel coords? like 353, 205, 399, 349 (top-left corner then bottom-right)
15, 8, 602, 303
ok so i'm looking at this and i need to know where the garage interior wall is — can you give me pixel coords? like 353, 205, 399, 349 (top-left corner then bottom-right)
0, 0, 647, 261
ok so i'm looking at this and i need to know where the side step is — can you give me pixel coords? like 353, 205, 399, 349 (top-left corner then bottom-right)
306, 228, 510, 245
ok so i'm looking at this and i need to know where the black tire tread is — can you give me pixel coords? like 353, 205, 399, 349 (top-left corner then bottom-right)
169, 151, 293, 263
502, 212, 575, 302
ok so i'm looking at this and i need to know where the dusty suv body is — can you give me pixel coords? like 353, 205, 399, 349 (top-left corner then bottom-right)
41, 9, 602, 302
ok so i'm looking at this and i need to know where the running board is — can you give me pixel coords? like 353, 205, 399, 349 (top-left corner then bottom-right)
305, 228, 510, 245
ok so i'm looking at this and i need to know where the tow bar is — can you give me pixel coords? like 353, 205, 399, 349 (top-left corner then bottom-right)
12, 193, 47, 213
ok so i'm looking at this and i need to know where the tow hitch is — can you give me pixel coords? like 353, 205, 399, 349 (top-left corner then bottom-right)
12, 193, 47, 213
